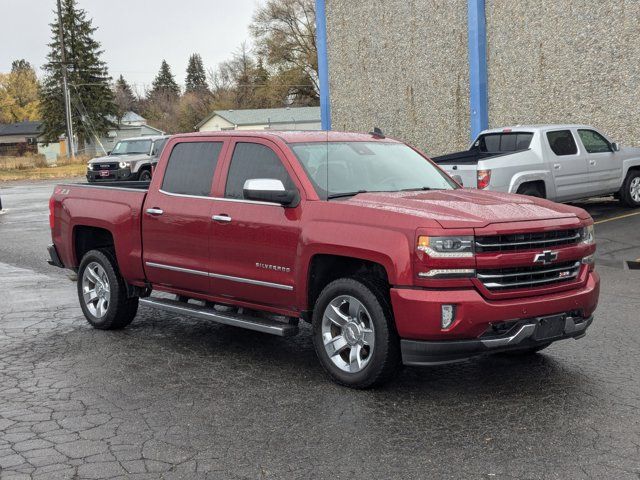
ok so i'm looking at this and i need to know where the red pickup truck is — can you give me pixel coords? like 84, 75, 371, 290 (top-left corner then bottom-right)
48, 131, 600, 388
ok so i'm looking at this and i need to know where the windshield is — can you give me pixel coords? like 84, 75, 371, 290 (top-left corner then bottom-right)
290, 141, 457, 199
110, 139, 152, 156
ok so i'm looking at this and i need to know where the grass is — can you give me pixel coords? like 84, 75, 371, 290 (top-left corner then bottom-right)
0, 155, 88, 182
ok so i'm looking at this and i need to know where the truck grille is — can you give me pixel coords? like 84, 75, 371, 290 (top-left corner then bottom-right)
475, 229, 581, 253
92, 162, 118, 171
477, 260, 581, 291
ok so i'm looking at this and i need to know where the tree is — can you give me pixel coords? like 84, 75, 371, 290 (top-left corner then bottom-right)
0, 60, 40, 123
250, 0, 319, 103
150, 60, 180, 98
185, 54, 208, 94
113, 75, 137, 123
40, 0, 116, 148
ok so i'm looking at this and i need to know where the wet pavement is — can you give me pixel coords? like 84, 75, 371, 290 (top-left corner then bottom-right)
0, 180, 639, 479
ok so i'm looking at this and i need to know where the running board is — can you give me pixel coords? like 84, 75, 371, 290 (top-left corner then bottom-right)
139, 297, 298, 337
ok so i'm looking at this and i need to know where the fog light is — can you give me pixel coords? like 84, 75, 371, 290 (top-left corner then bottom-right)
441, 304, 456, 329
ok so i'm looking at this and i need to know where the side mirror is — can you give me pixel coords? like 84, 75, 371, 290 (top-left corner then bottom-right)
452, 174, 464, 186
243, 179, 298, 207
611, 142, 620, 152
106, 151, 112, 155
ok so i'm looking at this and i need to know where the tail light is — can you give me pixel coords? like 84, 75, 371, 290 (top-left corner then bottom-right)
49, 197, 55, 230
477, 169, 491, 189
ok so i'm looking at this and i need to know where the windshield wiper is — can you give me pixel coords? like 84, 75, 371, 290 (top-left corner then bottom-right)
327, 190, 369, 200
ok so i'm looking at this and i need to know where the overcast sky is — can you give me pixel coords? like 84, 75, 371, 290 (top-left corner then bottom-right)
0, 0, 261, 94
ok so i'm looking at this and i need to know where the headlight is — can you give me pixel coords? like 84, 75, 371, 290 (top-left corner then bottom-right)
417, 236, 474, 258
119, 161, 130, 169
580, 225, 595, 245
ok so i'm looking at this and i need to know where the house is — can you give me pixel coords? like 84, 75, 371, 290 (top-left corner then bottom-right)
84, 111, 164, 156
0, 121, 61, 161
196, 106, 321, 132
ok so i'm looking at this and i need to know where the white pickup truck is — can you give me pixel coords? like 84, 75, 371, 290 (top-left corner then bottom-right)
432, 125, 640, 207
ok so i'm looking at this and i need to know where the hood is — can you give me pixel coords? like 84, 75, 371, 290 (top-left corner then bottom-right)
88, 153, 149, 164
344, 189, 590, 228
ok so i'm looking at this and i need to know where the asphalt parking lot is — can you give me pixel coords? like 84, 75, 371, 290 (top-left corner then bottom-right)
1, 180, 639, 479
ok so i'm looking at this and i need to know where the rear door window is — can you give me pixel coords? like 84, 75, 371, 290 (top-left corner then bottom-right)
546, 130, 578, 156
224, 142, 295, 200
161, 142, 223, 196
578, 129, 611, 153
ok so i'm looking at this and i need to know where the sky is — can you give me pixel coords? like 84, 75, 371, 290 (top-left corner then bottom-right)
0, 0, 261, 95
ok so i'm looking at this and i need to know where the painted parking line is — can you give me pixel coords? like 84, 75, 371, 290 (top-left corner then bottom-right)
594, 211, 640, 225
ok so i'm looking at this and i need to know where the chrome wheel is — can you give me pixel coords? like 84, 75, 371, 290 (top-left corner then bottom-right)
81, 262, 110, 318
631, 177, 640, 203
321, 295, 375, 373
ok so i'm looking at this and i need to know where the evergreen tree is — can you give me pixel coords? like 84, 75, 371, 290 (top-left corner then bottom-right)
150, 60, 180, 98
40, 0, 116, 147
185, 54, 208, 93
113, 74, 137, 122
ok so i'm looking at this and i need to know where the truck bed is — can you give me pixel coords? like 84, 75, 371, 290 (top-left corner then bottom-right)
69, 181, 151, 190
432, 148, 529, 165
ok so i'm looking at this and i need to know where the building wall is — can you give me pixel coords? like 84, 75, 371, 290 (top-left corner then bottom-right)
486, 0, 640, 146
326, 1, 640, 154
326, 0, 470, 156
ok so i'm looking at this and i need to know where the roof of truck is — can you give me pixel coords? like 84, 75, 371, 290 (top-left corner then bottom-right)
172, 130, 403, 144
480, 124, 594, 134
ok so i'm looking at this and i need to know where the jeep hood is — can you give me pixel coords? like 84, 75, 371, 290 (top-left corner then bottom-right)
88, 153, 148, 164
345, 189, 590, 228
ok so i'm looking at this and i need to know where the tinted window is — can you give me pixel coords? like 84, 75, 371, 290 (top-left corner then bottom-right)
152, 138, 168, 156
478, 133, 533, 153
578, 129, 611, 153
161, 142, 222, 196
225, 143, 295, 199
547, 130, 578, 156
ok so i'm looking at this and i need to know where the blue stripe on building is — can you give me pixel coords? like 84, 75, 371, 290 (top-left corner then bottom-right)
315, 0, 332, 131
467, 0, 489, 140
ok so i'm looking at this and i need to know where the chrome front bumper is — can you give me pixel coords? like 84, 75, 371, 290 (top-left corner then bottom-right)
401, 314, 593, 366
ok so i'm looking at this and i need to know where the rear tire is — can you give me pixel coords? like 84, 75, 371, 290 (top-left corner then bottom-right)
517, 184, 544, 198
620, 170, 640, 208
312, 277, 401, 388
77, 249, 138, 330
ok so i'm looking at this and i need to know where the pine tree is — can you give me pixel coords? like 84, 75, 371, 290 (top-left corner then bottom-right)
40, 0, 116, 147
113, 75, 137, 122
185, 54, 208, 93
150, 60, 180, 98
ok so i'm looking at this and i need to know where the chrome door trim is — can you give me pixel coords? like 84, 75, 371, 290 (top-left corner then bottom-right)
213, 197, 282, 207
208, 271, 293, 291
145, 262, 293, 291
145, 261, 209, 277
159, 189, 212, 200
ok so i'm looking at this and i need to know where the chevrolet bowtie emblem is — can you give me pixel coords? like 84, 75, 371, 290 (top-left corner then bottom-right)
534, 250, 559, 265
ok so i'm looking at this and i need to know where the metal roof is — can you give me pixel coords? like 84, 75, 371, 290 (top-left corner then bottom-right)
196, 107, 321, 129
0, 121, 43, 137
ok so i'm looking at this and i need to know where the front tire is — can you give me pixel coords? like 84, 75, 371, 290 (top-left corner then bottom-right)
620, 170, 640, 208
138, 169, 152, 182
77, 249, 138, 330
312, 278, 401, 388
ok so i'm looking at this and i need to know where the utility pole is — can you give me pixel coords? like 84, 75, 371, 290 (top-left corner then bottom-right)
56, 0, 75, 158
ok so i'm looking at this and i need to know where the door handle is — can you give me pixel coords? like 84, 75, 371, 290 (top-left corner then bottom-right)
553, 164, 561, 170
146, 208, 164, 216
589, 160, 597, 166
212, 214, 232, 223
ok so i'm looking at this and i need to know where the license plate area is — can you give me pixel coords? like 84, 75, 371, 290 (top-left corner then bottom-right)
100, 170, 110, 177
533, 314, 565, 341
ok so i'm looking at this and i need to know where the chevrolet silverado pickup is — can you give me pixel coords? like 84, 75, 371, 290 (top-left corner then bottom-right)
48, 131, 600, 388
433, 125, 640, 207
